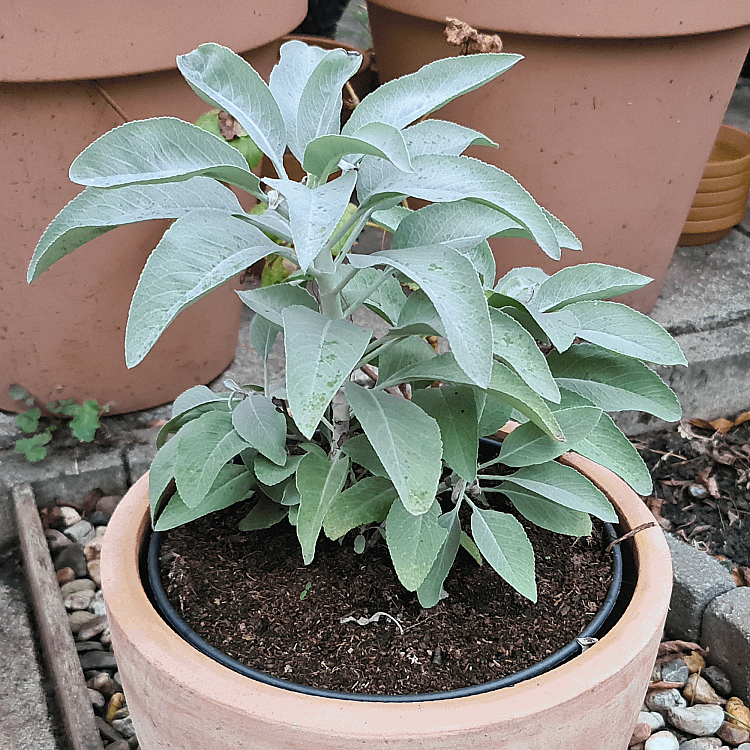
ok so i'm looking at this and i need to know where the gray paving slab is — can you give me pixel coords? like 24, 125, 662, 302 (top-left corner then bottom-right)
0, 548, 60, 750
663, 532, 737, 642
702, 587, 750, 703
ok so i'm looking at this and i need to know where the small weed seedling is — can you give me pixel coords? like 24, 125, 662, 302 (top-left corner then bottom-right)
9, 385, 108, 461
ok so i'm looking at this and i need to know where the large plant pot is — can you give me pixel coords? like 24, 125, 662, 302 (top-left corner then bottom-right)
101, 432, 671, 750
366, 0, 750, 312
0, 1, 306, 415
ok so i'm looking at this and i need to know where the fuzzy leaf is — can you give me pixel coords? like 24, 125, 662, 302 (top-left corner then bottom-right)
231, 394, 288, 466
177, 43, 288, 176
344, 382, 442, 515
237, 283, 317, 327
502, 486, 592, 537
173, 410, 250, 508
344, 53, 521, 134
490, 308, 559, 402
470, 507, 536, 601
350, 245, 492, 388
404, 119, 497, 157
417, 509, 462, 607
283, 306, 372, 439
563, 301, 687, 366
411, 386, 478, 482
155, 465, 255, 531
296, 452, 349, 564
533, 263, 653, 312
323, 475, 397, 540
69, 117, 261, 196
500, 462, 618, 523
239, 495, 290, 531
547, 343, 682, 421
28, 178, 243, 282
386, 499, 448, 591
125, 210, 278, 367
265, 171, 357, 271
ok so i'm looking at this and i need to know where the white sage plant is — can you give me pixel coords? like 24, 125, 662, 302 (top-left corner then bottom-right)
28, 41, 686, 606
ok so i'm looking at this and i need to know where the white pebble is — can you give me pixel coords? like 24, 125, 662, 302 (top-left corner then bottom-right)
644, 730, 679, 750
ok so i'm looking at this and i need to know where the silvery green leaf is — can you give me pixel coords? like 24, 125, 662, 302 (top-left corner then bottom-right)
237, 283, 317, 327
411, 386, 478, 482
174, 410, 251, 508
231, 394, 288, 466
533, 263, 653, 312
391, 289, 446, 338
157, 399, 231, 449
555, 389, 653, 495
375, 337, 436, 386
344, 53, 521, 134
340, 267, 407, 325
125, 210, 279, 367
475, 392, 512, 438
370, 205, 412, 233
269, 40, 330, 159
155, 465, 255, 531
542, 209, 582, 251
248, 313, 281, 362
502, 487, 592, 537
172, 385, 228, 418
294, 47, 362, 162
548, 343, 682, 420
363, 155, 560, 261
494, 266, 550, 303
340, 434, 388, 478
177, 43, 288, 176
377, 354, 562, 441
28, 178, 243, 282
234, 208, 293, 245
69, 118, 262, 196
498, 406, 602, 467
303, 122, 413, 179
238, 495, 290, 531
264, 171, 357, 272
296, 452, 349, 564
563, 301, 687, 366
490, 308, 559, 402
344, 382, 442, 515
349, 245, 493, 389
500, 462, 618, 523
528, 307, 580, 353
391, 202, 523, 286
283, 307, 372, 438
253, 452, 304, 486
386, 499, 448, 591
470, 507, 536, 601
404, 119, 497, 157
149, 436, 179, 522
323, 475, 397, 540
417, 509, 462, 607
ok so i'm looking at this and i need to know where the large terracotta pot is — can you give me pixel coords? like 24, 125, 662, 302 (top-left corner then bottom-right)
0, 0, 306, 415
101, 432, 671, 750
366, 0, 750, 312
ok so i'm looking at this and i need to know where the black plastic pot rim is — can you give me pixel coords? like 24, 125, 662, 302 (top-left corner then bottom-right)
145, 438, 624, 703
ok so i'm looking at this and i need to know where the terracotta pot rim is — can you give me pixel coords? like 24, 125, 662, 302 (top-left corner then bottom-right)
687, 198, 750, 222
681, 207, 747, 233
102, 426, 671, 735
701, 124, 750, 179
697, 172, 749, 192
691, 184, 748, 207
365, 0, 750, 39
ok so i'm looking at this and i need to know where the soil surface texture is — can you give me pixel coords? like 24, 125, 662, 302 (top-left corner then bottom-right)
634, 421, 750, 574
159, 496, 614, 697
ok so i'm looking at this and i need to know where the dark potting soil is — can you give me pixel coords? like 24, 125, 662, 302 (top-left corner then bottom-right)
634, 421, 750, 571
159, 495, 614, 696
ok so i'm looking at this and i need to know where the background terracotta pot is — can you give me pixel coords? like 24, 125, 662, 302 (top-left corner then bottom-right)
1, 0, 306, 415
101, 440, 671, 750
365, 0, 750, 312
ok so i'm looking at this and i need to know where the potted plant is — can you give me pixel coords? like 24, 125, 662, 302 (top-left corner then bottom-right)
364, 0, 750, 312
1, 0, 306, 415
30, 40, 685, 748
